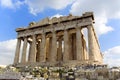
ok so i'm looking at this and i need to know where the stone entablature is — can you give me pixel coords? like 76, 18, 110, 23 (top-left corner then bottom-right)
13, 12, 103, 67
16, 12, 94, 31
17, 14, 94, 38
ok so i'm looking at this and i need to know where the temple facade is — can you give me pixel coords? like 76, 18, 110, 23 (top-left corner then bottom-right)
13, 12, 103, 67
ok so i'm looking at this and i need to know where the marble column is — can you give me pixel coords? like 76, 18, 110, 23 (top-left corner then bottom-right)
21, 37, 28, 63
82, 36, 88, 60
50, 31, 57, 62
28, 42, 32, 62
69, 34, 76, 60
72, 34, 76, 60
46, 38, 50, 61
87, 25, 95, 61
69, 34, 73, 60
40, 33, 46, 62
63, 30, 69, 61
14, 38, 21, 64
57, 37, 62, 61
36, 41, 40, 62
47, 37, 52, 61
30, 35, 36, 62
76, 28, 83, 60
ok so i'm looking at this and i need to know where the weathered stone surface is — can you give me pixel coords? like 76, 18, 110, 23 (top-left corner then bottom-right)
13, 12, 103, 67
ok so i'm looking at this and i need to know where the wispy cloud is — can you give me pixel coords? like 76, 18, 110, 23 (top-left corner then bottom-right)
25, 0, 75, 15
0, 0, 25, 9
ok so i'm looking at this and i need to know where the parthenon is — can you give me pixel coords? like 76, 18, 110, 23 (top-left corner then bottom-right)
13, 12, 103, 67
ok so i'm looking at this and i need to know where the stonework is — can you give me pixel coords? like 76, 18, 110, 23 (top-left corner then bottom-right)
13, 12, 103, 67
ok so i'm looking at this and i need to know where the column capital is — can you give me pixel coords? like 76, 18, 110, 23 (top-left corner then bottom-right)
23, 36, 28, 38
64, 29, 69, 32
52, 27, 56, 33
32, 34, 37, 37
87, 24, 93, 29
41, 32, 46, 36
75, 26, 83, 30
76, 27, 80, 30
17, 37, 22, 40
23, 37, 28, 41
75, 26, 79, 29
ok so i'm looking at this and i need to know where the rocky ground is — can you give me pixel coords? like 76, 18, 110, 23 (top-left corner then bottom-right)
0, 65, 120, 80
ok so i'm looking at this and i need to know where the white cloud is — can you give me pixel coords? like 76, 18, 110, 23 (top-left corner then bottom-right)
94, 15, 114, 36
70, 0, 120, 36
25, 0, 75, 15
0, 0, 14, 8
70, 0, 120, 19
50, 14, 63, 19
0, 0, 25, 9
0, 39, 17, 65
103, 46, 120, 67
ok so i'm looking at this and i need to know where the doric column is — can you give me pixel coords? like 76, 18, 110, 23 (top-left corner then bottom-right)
73, 34, 76, 60
36, 40, 40, 62
30, 35, 36, 62
40, 33, 46, 62
14, 38, 21, 64
63, 30, 69, 61
21, 37, 28, 63
76, 28, 83, 60
46, 38, 50, 61
87, 25, 95, 61
82, 36, 88, 60
70, 34, 76, 60
57, 38, 62, 61
50, 31, 57, 62
28, 42, 32, 62
48, 37, 52, 61
69, 34, 73, 60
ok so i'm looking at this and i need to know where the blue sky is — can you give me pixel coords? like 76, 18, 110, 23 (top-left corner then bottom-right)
0, 0, 120, 67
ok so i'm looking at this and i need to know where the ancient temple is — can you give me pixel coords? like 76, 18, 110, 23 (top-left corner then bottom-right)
13, 12, 103, 67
